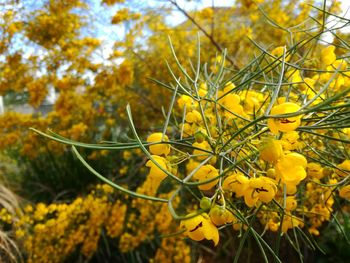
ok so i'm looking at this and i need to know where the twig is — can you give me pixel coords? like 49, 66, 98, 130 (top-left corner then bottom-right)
169, 0, 238, 68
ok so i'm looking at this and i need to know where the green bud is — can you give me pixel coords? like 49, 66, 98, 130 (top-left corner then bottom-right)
199, 197, 212, 210
194, 131, 205, 143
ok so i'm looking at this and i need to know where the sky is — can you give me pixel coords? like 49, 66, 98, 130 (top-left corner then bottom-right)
321, 0, 350, 42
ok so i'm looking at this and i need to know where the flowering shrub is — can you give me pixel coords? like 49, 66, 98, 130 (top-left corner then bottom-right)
34, 30, 350, 261
1, 0, 350, 262
1, 183, 190, 263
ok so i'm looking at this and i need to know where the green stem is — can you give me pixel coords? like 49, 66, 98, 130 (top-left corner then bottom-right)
72, 146, 168, 203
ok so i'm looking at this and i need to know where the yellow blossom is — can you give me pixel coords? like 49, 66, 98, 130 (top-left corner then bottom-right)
281, 215, 304, 233
285, 196, 297, 211
271, 46, 290, 62
285, 70, 302, 84
177, 95, 194, 109
199, 7, 213, 20
268, 102, 302, 134
222, 172, 249, 198
299, 77, 316, 92
145, 155, 168, 187
275, 152, 307, 185
192, 141, 211, 160
321, 46, 336, 66
244, 177, 277, 207
281, 131, 302, 150
339, 185, 350, 200
147, 133, 170, 156
193, 164, 219, 190
185, 110, 202, 124
180, 213, 219, 246
209, 206, 235, 226
259, 138, 283, 162
307, 162, 324, 179
335, 160, 350, 177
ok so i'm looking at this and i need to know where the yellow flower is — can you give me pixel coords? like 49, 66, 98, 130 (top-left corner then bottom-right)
275, 152, 307, 185
222, 172, 249, 198
309, 227, 320, 236
192, 141, 211, 160
193, 164, 219, 190
335, 160, 350, 177
271, 46, 290, 62
267, 219, 279, 232
299, 77, 316, 92
267, 102, 302, 134
241, 90, 264, 114
285, 184, 297, 195
209, 206, 235, 226
285, 196, 297, 211
321, 46, 336, 66
69, 122, 88, 140
285, 70, 302, 84
281, 215, 303, 233
185, 110, 202, 124
259, 138, 283, 162
328, 59, 348, 72
146, 155, 168, 183
199, 7, 213, 20
147, 133, 170, 156
266, 168, 276, 178
281, 131, 302, 151
221, 94, 246, 119
180, 213, 219, 246
177, 95, 194, 109
318, 72, 345, 91
343, 128, 350, 137
198, 82, 208, 97
307, 162, 324, 179
218, 83, 247, 119
244, 177, 277, 207
181, 123, 193, 137
220, 93, 240, 109
186, 159, 200, 173
339, 185, 350, 200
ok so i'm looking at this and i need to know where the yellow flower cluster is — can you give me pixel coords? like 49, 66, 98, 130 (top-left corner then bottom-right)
150, 237, 191, 263
223, 173, 278, 207
118, 184, 181, 253
2, 0, 349, 261
138, 43, 350, 247
7, 184, 127, 263
111, 8, 141, 25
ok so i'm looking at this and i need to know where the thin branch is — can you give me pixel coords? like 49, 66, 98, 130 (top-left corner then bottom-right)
169, 0, 238, 68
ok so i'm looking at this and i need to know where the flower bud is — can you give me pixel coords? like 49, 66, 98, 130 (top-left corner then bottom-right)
200, 197, 212, 210
209, 206, 234, 226
259, 138, 283, 162
194, 130, 206, 143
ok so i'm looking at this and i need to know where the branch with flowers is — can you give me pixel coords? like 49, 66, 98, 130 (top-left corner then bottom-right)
32, 25, 350, 261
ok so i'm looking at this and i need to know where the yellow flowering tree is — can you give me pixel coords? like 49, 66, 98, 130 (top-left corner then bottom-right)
34, 5, 350, 259
1, 0, 350, 262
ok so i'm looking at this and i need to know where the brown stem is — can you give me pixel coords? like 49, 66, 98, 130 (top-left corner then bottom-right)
169, 0, 238, 69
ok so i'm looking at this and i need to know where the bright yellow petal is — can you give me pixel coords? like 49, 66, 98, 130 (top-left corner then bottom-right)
267, 118, 280, 134
202, 219, 219, 246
